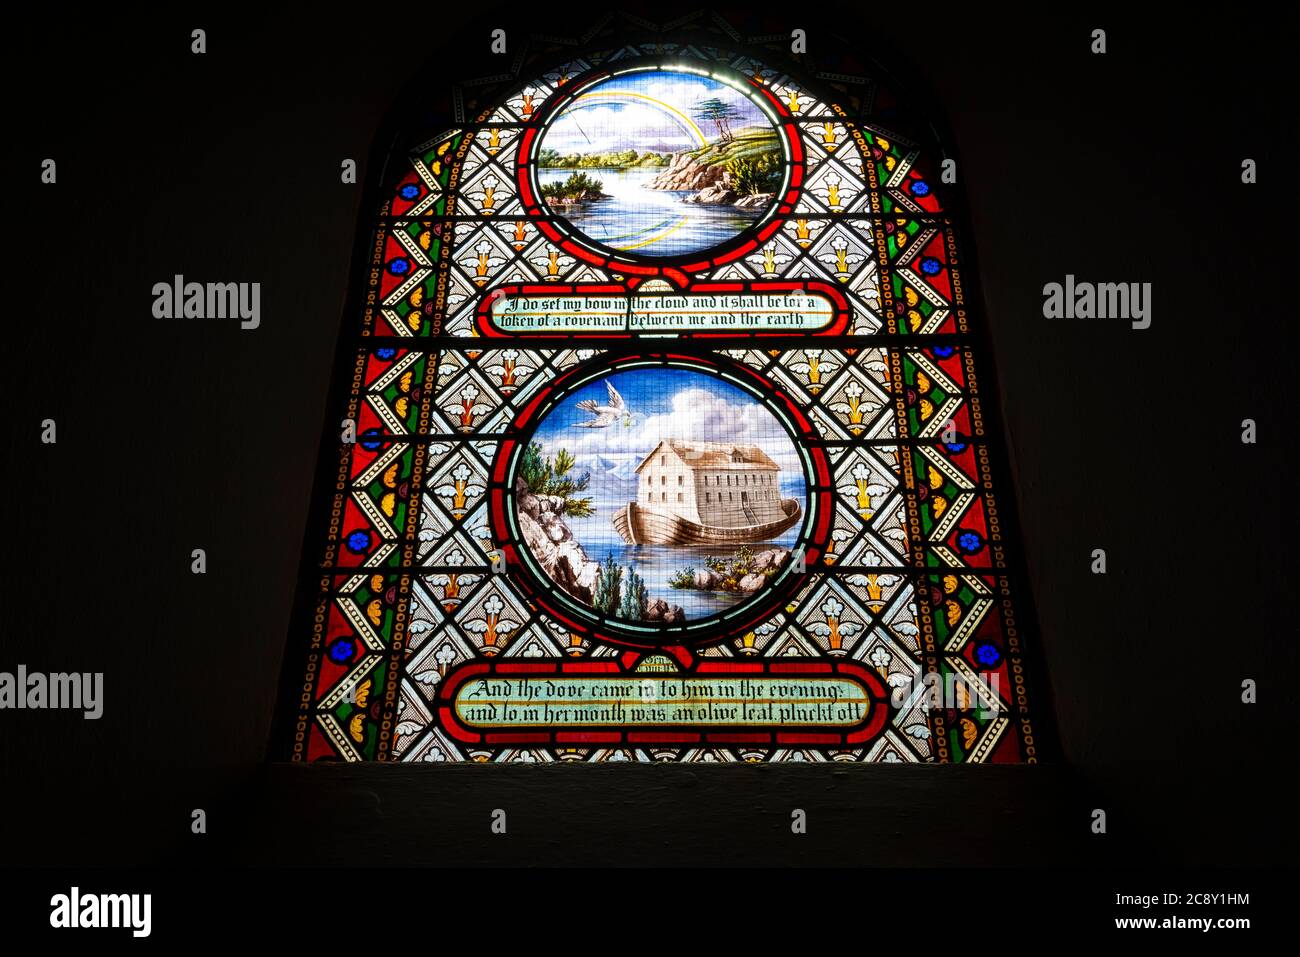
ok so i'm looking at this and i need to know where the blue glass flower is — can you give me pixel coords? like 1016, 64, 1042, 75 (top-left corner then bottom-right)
920, 257, 942, 276
360, 428, 384, 451
375, 347, 397, 361
328, 638, 357, 663
910, 180, 931, 196
933, 345, 955, 358
387, 258, 410, 276
975, 643, 1001, 666
346, 530, 372, 553
957, 530, 983, 554
399, 183, 421, 200
944, 441, 967, 453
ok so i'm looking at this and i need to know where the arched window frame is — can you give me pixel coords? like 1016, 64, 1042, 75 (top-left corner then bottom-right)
273, 13, 1054, 766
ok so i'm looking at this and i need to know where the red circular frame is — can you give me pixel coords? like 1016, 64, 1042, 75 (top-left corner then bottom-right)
488, 353, 834, 651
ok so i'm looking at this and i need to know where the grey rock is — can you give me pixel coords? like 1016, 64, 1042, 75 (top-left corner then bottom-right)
693, 568, 719, 590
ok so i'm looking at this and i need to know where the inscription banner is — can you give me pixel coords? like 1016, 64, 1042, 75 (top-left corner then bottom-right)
435, 659, 891, 748
455, 674, 868, 728
486, 291, 835, 333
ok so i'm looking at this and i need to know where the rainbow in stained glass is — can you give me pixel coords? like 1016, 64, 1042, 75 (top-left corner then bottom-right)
279, 15, 1047, 766
535, 68, 785, 257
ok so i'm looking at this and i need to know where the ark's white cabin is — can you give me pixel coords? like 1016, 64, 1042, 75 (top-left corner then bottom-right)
634, 439, 786, 528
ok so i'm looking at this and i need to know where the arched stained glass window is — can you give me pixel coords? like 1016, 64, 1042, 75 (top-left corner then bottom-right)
276, 14, 1051, 765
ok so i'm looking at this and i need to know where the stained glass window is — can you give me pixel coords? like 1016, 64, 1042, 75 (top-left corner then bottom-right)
277, 16, 1049, 764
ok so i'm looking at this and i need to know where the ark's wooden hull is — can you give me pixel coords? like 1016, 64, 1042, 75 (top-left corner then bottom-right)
611, 500, 801, 546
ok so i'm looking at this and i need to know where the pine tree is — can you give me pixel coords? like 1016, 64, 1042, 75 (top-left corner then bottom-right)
593, 552, 623, 616
619, 566, 647, 621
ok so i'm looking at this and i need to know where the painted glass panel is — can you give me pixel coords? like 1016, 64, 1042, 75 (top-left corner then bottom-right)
280, 19, 1046, 765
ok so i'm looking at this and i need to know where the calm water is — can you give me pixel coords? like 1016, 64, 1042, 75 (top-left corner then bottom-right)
568, 506, 800, 622
537, 165, 763, 257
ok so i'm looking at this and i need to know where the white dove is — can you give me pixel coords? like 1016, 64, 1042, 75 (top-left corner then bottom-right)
575, 380, 634, 428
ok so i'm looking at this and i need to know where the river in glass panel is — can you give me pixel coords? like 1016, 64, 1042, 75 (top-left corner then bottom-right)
538, 166, 763, 258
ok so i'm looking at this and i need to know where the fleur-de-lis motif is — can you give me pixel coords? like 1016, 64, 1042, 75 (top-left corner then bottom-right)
484, 348, 532, 395
434, 463, 485, 518
864, 574, 888, 613
457, 387, 478, 428
464, 593, 520, 655
753, 242, 791, 277
462, 239, 505, 287
804, 348, 822, 385
478, 175, 499, 214
529, 248, 572, 280
788, 349, 837, 394
816, 234, 865, 281
840, 462, 890, 519
443, 384, 489, 434
844, 381, 865, 424
808, 597, 860, 654
824, 172, 842, 209
427, 549, 481, 610
829, 381, 882, 435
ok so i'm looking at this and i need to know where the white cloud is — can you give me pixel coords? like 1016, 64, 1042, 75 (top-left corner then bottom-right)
542, 74, 770, 156
537, 386, 802, 477
545, 101, 697, 154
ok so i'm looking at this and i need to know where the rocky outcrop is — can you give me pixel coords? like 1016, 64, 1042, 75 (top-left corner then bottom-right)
748, 548, 786, 573
677, 547, 791, 596
517, 478, 686, 623
649, 151, 776, 208
517, 479, 602, 604
649, 152, 728, 192
644, 598, 684, 625
684, 184, 737, 205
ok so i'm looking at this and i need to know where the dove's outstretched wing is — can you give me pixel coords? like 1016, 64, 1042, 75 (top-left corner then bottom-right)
576, 410, 618, 428
605, 380, 627, 413
575, 399, 599, 413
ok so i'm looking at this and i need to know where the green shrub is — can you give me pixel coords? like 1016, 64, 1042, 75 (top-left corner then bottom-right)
668, 567, 695, 589
726, 154, 780, 195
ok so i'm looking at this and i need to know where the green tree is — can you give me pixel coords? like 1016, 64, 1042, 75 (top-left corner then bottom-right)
520, 441, 550, 491
520, 441, 592, 515
593, 552, 623, 616
619, 566, 648, 620
693, 97, 742, 144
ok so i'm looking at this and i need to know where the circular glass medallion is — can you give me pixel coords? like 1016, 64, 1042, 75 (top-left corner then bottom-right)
510, 361, 810, 640
534, 67, 786, 258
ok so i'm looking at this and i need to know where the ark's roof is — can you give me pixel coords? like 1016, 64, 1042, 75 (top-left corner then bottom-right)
635, 439, 779, 472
